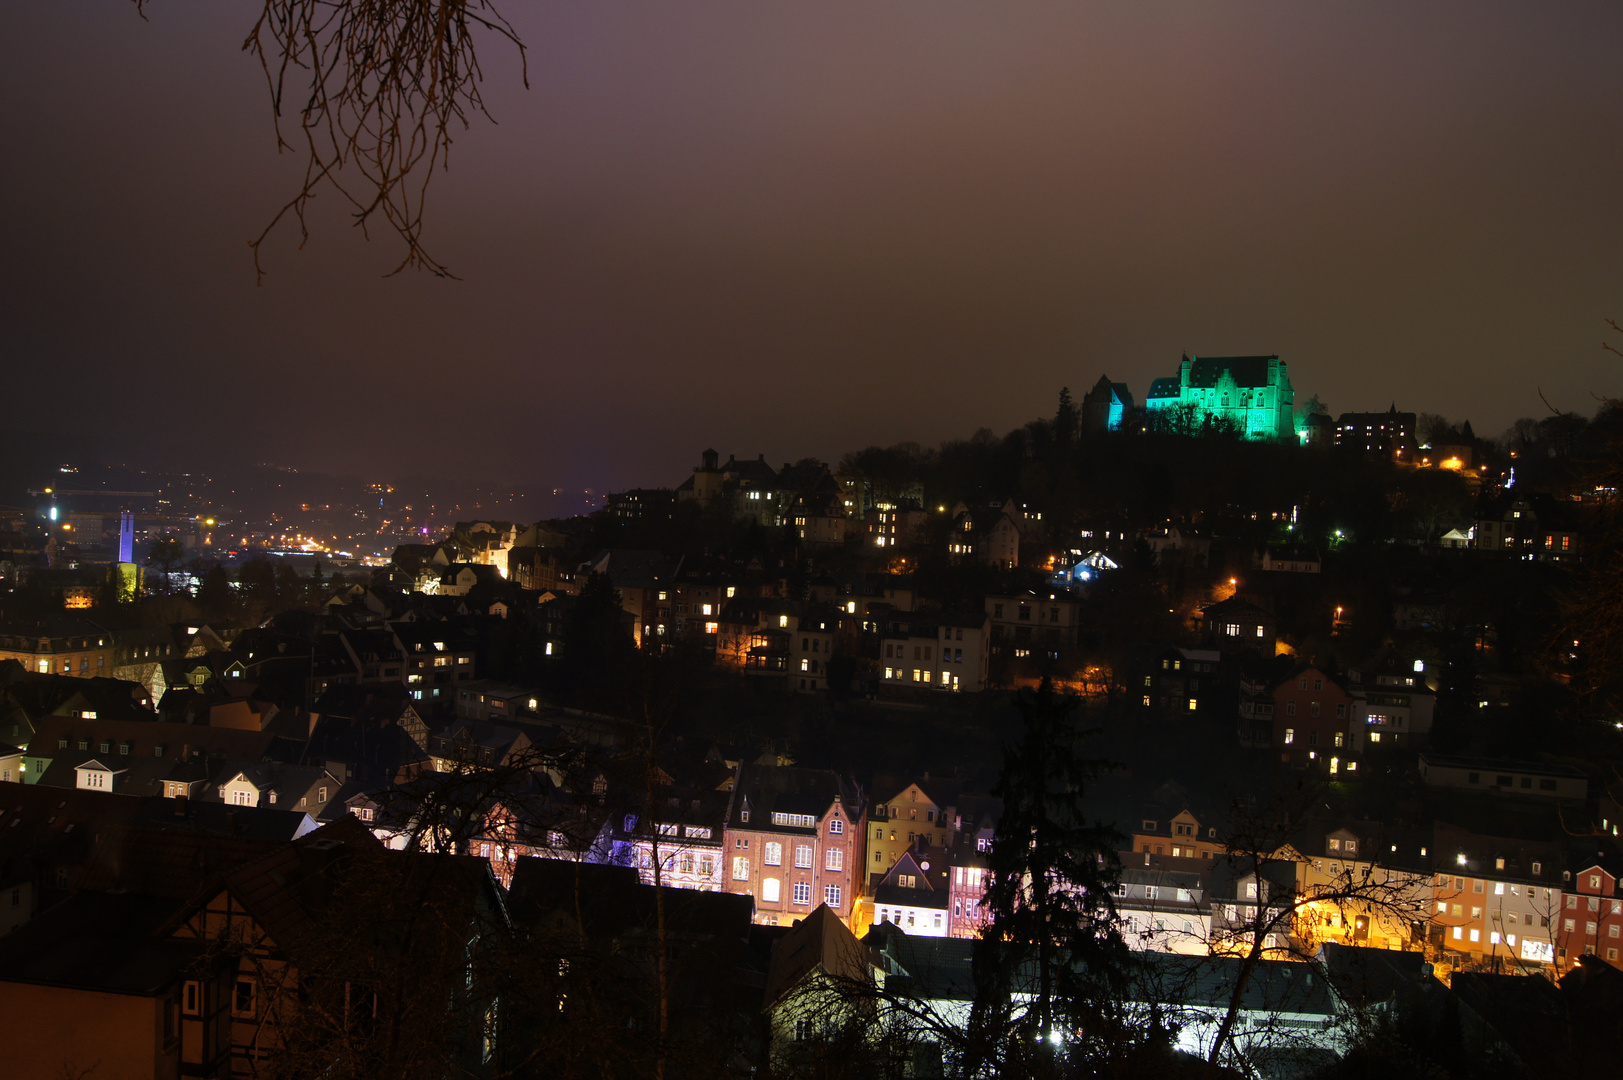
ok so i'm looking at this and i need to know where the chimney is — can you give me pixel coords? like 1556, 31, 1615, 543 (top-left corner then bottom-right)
174, 793, 188, 817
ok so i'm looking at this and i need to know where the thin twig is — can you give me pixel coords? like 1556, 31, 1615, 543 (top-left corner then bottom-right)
139, 1, 526, 279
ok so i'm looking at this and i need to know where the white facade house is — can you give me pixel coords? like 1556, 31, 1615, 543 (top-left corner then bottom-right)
880, 611, 990, 693
1115, 865, 1213, 955
872, 853, 951, 938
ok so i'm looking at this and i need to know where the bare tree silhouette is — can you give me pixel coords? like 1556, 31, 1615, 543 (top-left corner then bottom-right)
136, 0, 527, 278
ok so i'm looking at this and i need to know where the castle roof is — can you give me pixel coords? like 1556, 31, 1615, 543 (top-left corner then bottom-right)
1185, 355, 1280, 389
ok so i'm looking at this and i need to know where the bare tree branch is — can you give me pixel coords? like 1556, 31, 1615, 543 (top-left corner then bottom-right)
137, 0, 527, 279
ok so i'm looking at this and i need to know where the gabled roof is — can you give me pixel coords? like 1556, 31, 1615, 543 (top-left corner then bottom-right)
953, 507, 1016, 533
1266, 662, 1351, 696
873, 851, 948, 909
763, 903, 875, 1008
870, 775, 963, 811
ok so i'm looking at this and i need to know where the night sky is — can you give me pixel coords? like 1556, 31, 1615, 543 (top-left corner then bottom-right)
4, 3, 1621, 498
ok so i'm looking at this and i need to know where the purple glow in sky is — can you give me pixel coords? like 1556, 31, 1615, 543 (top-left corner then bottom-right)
3, 3, 1620, 493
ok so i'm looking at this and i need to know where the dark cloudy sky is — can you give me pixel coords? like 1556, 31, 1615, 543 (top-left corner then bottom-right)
4, 3, 1621, 496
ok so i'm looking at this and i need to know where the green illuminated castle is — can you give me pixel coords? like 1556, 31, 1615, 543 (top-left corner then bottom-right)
1144, 354, 1296, 440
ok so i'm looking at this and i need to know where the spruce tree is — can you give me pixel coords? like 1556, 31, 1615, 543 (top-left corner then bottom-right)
970, 679, 1128, 1077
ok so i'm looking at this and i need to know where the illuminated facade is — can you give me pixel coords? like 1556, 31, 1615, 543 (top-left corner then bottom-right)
1081, 374, 1135, 432
1431, 823, 1562, 971
0, 624, 115, 678
723, 764, 865, 926
1145, 354, 1295, 440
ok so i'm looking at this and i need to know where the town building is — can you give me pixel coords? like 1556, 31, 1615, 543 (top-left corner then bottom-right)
0, 617, 117, 678
1129, 806, 1225, 861
1556, 860, 1623, 969
1333, 407, 1416, 462
870, 850, 950, 937
1271, 664, 1355, 771
864, 502, 930, 550
1137, 647, 1222, 718
1418, 754, 1588, 802
1473, 493, 1583, 560
1430, 823, 1563, 972
947, 502, 1020, 568
1283, 822, 1430, 953
1199, 597, 1278, 654
866, 779, 957, 876
788, 604, 842, 694
878, 610, 990, 694
723, 764, 865, 925
1114, 855, 1212, 954
1258, 545, 1321, 574
1345, 655, 1435, 749
984, 588, 1082, 649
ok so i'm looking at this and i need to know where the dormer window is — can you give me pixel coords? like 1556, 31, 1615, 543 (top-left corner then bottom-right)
1143, 820, 1156, 832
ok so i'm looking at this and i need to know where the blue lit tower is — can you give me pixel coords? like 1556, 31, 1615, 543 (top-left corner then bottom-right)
118, 512, 134, 564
